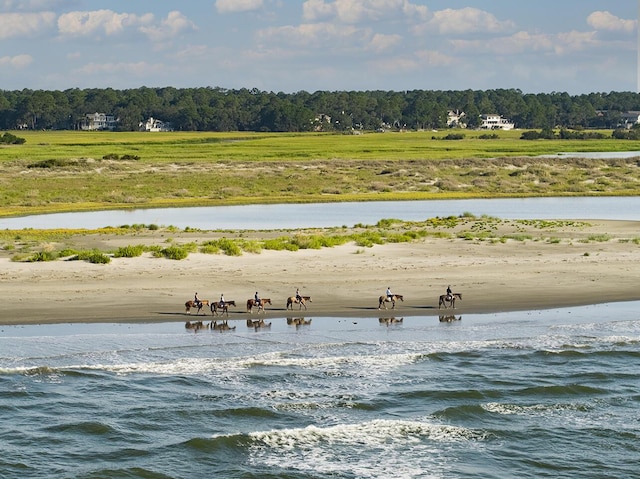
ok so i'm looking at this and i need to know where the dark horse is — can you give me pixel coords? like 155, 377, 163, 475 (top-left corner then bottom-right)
246, 298, 271, 313
185, 299, 210, 315
286, 296, 312, 310
439, 293, 462, 309
211, 300, 236, 317
378, 294, 404, 310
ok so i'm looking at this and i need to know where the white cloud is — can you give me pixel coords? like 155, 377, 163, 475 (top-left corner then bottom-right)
0, 12, 55, 38
451, 30, 599, 56
57, 9, 154, 37
257, 22, 362, 46
303, 0, 428, 24
587, 11, 635, 33
140, 11, 197, 42
368, 32, 401, 52
0, 54, 33, 68
420, 7, 515, 35
74, 61, 166, 77
215, 0, 263, 14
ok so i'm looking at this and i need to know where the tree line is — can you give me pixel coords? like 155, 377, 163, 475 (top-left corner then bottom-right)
1, 87, 640, 132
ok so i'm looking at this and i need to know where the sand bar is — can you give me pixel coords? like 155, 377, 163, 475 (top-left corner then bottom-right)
1, 219, 639, 325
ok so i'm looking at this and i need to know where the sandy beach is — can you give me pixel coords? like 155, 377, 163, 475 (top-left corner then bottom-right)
1, 219, 639, 325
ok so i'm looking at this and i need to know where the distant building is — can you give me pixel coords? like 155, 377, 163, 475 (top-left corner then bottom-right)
447, 110, 466, 128
480, 114, 515, 130
619, 111, 640, 129
81, 113, 118, 131
139, 117, 173, 132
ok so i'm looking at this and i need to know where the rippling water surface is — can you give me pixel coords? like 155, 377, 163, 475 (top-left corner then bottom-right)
1, 302, 639, 478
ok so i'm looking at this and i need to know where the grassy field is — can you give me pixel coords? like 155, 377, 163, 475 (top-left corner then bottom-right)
1, 129, 639, 218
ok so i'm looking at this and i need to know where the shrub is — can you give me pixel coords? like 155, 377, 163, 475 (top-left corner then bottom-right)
113, 245, 145, 258
1, 132, 26, 144
27, 251, 57, 262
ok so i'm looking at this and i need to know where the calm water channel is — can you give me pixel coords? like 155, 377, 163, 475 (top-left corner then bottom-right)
1, 196, 639, 230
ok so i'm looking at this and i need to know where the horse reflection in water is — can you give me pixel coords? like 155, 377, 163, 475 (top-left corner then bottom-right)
287, 317, 312, 329
247, 318, 271, 330
379, 317, 403, 326
439, 315, 462, 322
184, 319, 236, 331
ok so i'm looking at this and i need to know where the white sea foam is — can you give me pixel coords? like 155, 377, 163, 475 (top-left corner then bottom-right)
246, 419, 487, 478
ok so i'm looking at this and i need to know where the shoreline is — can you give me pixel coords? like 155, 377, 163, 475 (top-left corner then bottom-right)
2, 218, 640, 326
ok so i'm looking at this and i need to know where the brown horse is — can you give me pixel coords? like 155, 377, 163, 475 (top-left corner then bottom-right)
211, 300, 236, 317
185, 299, 210, 315
378, 294, 403, 310
286, 296, 312, 310
246, 298, 271, 313
439, 293, 462, 309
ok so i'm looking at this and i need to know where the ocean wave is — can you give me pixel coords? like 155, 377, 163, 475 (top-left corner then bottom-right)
482, 401, 593, 416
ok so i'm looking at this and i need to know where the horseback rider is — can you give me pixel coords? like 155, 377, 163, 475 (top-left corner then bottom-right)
295, 287, 302, 303
194, 292, 201, 308
386, 286, 393, 299
219, 293, 225, 308
446, 285, 452, 301
254, 291, 260, 306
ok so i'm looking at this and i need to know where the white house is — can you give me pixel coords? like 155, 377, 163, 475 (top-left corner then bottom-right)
447, 110, 466, 128
139, 117, 173, 132
81, 113, 118, 131
480, 114, 515, 130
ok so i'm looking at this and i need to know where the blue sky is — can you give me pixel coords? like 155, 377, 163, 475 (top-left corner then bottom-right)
1, 1, 636, 94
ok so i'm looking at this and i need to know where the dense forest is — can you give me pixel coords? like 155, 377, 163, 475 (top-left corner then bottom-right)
2, 87, 640, 132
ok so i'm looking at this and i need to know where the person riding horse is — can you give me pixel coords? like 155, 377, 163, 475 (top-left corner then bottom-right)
386, 287, 393, 300
254, 291, 260, 306
446, 285, 453, 302
295, 288, 302, 303
219, 293, 225, 308
194, 292, 202, 309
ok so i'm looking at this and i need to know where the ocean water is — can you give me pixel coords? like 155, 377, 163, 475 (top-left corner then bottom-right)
1, 302, 639, 478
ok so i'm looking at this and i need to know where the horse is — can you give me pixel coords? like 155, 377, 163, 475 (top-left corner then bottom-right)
438, 293, 462, 309
286, 296, 312, 310
246, 298, 271, 314
211, 300, 236, 317
185, 299, 210, 315
378, 294, 404, 310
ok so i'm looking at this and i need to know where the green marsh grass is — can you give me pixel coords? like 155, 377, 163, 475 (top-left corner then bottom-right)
1, 130, 639, 217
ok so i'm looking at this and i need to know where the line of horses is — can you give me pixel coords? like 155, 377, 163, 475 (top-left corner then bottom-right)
377, 292, 462, 310
185, 291, 462, 316
186, 295, 313, 316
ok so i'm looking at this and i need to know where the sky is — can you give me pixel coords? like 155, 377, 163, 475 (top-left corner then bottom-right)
0, 0, 637, 94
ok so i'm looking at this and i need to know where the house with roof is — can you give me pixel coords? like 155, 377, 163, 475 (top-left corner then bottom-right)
81, 113, 118, 131
479, 114, 515, 130
619, 111, 640, 129
139, 117, 173, 132
447, 110, 466, 128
